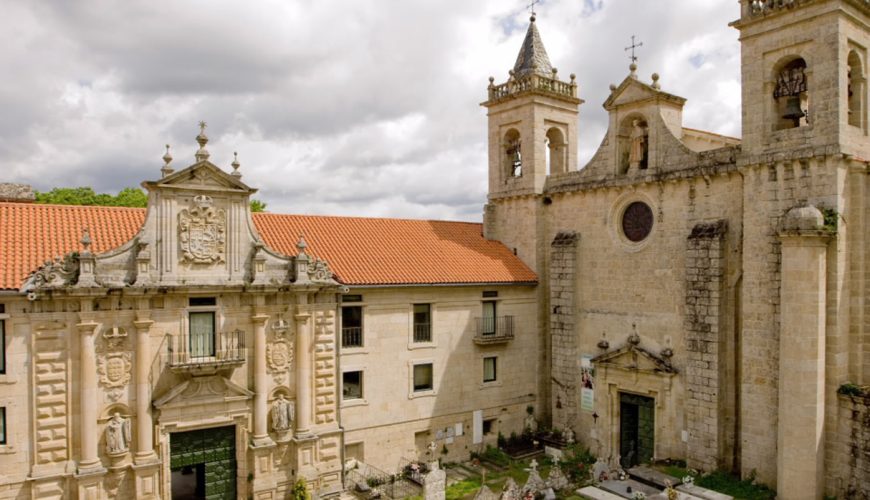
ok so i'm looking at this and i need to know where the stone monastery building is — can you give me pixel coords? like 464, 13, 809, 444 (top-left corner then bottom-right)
0, 0, 869, 498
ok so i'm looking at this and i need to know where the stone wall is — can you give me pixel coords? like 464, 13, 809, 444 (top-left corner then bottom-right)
549, 232, 578, 432
0, 183, 34, 203
684, 220, 727, 472
828, 393, 870, 499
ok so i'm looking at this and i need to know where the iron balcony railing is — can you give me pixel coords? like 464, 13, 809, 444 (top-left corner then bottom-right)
474, 316, 514, 344
342, 326, 363, 348
167, 329, 245, 375
413, 323, 431, 343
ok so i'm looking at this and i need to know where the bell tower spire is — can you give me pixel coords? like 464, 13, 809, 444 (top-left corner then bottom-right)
481, 13, 583, 272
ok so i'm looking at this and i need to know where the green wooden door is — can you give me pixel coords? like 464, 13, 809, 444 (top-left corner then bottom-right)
619, 393, 655, 468
170, 426, 236, 500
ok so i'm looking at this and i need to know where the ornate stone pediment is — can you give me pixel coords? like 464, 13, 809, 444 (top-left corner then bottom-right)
21, 252, 80, 292
604, 77, 686, 111
591, 336, 677, 375
153, 160, 254, 193
154, 375, 253, 410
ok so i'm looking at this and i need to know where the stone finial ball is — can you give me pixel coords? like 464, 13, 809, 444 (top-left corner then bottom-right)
489, 76, 494, 83
782, 204, 824, 231
652, 73, 660, 81
609, 84, 617, 91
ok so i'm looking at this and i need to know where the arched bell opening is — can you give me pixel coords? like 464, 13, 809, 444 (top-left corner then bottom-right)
617, 114, 649, 175
545, 127, 567, 175
503, 128, 522, 179
848, 50, 865, 129
773, 57, 810, 130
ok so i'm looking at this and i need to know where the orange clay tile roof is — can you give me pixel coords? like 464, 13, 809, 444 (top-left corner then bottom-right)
0, 203, 537, 290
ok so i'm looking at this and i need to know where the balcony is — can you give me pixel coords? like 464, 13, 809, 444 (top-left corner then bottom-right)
474, 316, 514, 345
167, 329, 246, 376
413, 323, 432, 343
342, 327, 363, 348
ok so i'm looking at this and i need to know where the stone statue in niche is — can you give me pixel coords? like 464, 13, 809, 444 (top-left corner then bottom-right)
105, 412, 131, 455
629, 119, 648, 170
271, 394, 295, 432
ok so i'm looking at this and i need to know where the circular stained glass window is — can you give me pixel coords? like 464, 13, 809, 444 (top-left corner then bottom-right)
621, 201, 654, 242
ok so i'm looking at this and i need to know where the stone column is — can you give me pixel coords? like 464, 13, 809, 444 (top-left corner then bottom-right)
295, 297, 313, 437
251, 313, 272, 446
777, 205, 830, 500
133, 318, 156, 462
77, 317, 102, 473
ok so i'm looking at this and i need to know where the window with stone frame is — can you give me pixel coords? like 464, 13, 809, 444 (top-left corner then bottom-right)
342, 371, 363, 400
412, 304, 431, 343
483, 356, 497, 383
0, 304, 5, 375
188, 297, 217, 358
0, 407, 6, 445
413, 363, 434, 392
341, 305, 363, 348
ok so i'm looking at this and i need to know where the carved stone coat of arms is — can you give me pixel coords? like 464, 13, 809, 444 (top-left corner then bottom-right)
179, 195, 226, 264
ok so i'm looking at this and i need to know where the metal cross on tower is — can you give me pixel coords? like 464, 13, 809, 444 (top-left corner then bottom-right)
527, 0, 540, 16
625, 35, 643, 64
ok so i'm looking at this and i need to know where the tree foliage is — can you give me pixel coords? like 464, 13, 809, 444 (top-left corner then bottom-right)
35, 186, 267, 212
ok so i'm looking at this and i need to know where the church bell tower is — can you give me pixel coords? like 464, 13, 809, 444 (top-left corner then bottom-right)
481, 13, 582, 270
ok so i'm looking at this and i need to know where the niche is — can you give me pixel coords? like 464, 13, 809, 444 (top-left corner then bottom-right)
545, 127, 567, 174
848, 50, 865, 129
617, 115, 649, 175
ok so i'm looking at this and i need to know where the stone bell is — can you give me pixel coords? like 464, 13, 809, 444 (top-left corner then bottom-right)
782, 96, 805, 126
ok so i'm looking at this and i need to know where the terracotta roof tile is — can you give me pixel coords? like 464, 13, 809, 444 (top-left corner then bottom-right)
0, 203, 537, 290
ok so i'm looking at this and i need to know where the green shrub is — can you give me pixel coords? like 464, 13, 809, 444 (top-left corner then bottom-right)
291, 478, 311, 500
695, 470, 775, 500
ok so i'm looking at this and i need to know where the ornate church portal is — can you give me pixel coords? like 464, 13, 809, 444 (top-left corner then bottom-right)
170, 426, 236, 500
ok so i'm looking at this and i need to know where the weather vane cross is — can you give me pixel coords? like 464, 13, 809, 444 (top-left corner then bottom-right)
198, 120, 207, 133
527, 0, 540, 16
625, 35, 643, 64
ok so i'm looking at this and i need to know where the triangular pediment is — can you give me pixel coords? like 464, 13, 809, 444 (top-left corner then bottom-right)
154, 375, 254, 410
145, 161, 255, 194
591, 342, 677, 375
604, 77, 686, 111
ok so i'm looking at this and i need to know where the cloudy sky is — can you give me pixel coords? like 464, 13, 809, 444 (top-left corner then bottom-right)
1, 0, 742, 221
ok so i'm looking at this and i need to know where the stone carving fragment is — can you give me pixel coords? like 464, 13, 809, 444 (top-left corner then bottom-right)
267, 339, 293, 374
22, 253, 80, 291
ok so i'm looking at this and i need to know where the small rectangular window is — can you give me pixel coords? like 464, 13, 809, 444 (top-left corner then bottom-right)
483, 356, 497, 383
342, 294, 363, 303
413, 363, 433, 392
482, 291, 498, 298
343, 371, 363, 400
189, 311, 215, 358
0, 407, 6, 445
341, 306, 363, 348
189, 297, 217, 307
412, 304, 431, 343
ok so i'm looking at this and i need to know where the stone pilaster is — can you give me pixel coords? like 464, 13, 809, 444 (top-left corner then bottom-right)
133, 316, 156, 463
77, 316, 103, 474
295, 298, 313, 437
132, 313, 159, 499
684, 220, 727, 471
549, 231, 578, 431
251, 313, 272, 446
777, 205, 830, 500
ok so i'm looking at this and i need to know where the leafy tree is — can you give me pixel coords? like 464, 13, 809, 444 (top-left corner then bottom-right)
250, 199, 267, 212
35, 186, 268, 212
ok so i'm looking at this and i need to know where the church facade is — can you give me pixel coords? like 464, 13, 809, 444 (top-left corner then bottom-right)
483, 0, 870, 497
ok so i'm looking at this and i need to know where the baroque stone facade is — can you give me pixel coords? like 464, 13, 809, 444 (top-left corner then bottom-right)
483, 1, 870, 498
